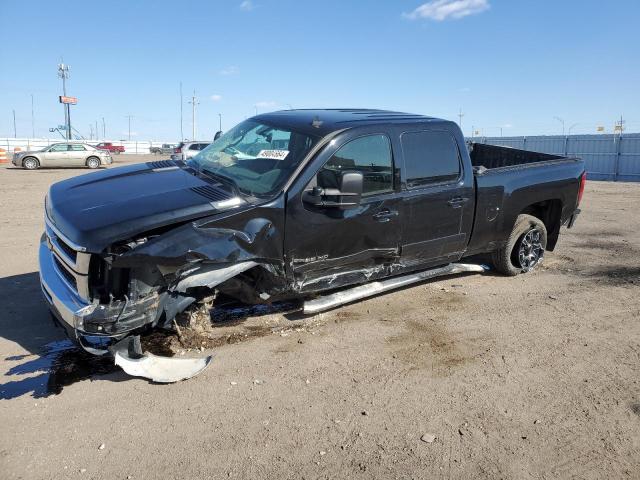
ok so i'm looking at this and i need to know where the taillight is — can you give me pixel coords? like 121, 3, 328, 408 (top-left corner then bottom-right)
577, 172, 586, 206
175, 147, 182, 153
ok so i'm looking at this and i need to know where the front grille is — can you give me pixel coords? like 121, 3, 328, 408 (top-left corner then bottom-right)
53, 255, 78, 290
54, 236, 77, 262
191, 185, 232, 202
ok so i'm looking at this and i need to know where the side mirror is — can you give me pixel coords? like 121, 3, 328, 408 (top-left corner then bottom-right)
213, 130, 223, 141
302, 171, 363, 210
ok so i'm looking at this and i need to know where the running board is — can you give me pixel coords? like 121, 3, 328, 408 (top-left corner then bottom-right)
303, 263, 486, 315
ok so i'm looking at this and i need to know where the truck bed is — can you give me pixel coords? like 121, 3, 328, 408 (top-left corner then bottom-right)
468, 142, 569, 171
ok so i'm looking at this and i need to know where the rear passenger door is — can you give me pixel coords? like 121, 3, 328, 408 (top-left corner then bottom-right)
68, 144, 88, 166
398, 128, 473, 266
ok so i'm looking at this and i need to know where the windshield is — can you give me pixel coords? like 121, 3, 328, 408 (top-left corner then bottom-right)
189, 120, 319, 197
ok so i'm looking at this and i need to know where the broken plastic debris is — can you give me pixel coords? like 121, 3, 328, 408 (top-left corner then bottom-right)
114, 350, 212, 383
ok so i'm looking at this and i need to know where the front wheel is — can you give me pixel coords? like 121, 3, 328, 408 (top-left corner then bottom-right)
22, 157, 39, 170
86, 157, 101, 169
492, 214, 547, 276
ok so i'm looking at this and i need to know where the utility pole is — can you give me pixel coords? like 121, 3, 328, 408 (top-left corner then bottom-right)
458, 108, 464, 130
12, 109, 17, 137
179, 81, 184, 140
102, 117, 106, 138
57, 62, 71, 140
188, 91, 199, 140
125, 115, 134, 141
614, 115, 625, 135
218, 113, 222, 132
554, 116, 565, 136
89, 123, 93, 140
31, 94, 35, 138
95, 120, 99, 140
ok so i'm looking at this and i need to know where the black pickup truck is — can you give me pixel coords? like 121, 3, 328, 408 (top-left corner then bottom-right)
40, 109, 585, 354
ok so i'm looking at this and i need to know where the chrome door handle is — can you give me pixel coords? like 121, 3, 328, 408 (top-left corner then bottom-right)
373, 209, 398, 222
447, 197, 469, 208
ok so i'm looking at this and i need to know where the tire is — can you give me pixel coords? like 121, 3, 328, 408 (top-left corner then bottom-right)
492, 214, 547, 276
86, 157, 101, 169
22, 157, 39, 170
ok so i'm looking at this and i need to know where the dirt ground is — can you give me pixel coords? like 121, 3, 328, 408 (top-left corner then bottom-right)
0, 155, 639, 479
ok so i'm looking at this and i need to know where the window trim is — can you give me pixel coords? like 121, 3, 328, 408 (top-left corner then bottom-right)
400, 129, 463, 190
318, 132, 395, 198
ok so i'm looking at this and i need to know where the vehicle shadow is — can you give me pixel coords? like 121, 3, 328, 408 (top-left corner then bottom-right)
0, 272, 125, 400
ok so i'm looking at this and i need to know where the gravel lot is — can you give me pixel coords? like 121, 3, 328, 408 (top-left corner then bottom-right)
0, 155, 639, 479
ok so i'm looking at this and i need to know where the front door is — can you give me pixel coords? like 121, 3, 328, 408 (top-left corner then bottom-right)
42, 143, 70, 167
285, 130, 402, 293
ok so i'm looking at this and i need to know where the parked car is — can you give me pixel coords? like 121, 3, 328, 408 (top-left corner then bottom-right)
150, 143, 177, 155
39, 109, 585, 364
13, 142, 112, 170
95, 142, 125, 154
170, 141, 210, 161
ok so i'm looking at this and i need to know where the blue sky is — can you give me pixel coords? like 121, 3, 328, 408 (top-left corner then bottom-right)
1, 0, 638, 140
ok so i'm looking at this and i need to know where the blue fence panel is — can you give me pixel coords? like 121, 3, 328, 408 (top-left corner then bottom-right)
471, 133, 640, 182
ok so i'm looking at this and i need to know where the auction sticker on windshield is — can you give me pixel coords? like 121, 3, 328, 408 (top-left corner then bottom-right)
257, 149, 289, 160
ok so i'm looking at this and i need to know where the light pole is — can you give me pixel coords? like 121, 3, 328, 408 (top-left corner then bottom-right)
125, 115, 134, 141
568, 123, 579, 135
12, 109, 17, 137
102, 117, 106, 138
188, 91, 199, 140
179, 81, 184, 140
57, 62, 71, 140
554, 116, 565, 136
89, 123, 94, 140
458, 108, 464, 130
31, 94, 35, 138
218, 113, 222, 132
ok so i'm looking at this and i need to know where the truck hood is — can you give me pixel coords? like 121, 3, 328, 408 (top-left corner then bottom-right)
47, 161, 243, 252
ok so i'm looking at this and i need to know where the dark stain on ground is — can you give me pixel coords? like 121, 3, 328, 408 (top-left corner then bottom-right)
1, 340, 119, 399
631, 403, 640, 417
387, 319, 479, 375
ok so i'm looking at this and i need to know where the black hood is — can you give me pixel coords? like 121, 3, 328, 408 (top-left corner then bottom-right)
47, 161, 242, 252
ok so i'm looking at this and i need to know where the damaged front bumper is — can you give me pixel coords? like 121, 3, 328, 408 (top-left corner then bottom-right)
39, 238, 160, 348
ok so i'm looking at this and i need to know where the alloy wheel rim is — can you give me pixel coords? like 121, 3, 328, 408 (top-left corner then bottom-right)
518, 228, 544, 271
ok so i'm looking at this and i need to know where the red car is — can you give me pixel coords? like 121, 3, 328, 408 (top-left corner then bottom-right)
95, 142, 125, 154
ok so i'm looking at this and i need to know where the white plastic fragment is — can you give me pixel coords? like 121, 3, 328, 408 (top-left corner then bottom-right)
114, 351, 213, 383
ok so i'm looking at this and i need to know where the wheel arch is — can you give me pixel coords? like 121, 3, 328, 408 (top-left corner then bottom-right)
519, 198, 563, 251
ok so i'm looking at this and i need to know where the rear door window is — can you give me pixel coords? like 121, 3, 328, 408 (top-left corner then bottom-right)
69, 144, 86, 151
401, 131, 461, 187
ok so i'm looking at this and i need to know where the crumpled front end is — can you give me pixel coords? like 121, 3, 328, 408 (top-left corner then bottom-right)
39, 201, 288, 357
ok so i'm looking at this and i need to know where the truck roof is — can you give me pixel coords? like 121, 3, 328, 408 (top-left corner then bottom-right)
254, 109, 449, 137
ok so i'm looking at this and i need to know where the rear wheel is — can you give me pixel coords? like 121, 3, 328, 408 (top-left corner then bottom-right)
86, 157, 101, 169
492, 214, 547, 276
22, 157, 39, 170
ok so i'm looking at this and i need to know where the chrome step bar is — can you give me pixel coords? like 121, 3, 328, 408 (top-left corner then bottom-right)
303, 263, 486, 315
